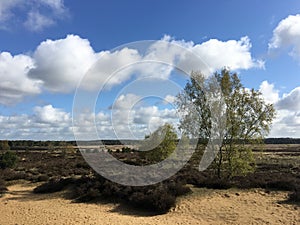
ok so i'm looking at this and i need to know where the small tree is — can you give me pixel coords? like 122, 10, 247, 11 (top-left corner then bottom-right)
140, 123, 178, 163
0, 151, 18, 169
176, 69, 275, 178
0, 140, 10, 151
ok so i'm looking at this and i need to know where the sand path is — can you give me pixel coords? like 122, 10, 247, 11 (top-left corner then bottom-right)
0, 182, 299, 225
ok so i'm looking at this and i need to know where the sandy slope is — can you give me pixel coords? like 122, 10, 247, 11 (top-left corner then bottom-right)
0, 182, 299, 225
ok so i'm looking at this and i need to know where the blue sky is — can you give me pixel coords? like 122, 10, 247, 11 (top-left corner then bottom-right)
0, 0, 300, 140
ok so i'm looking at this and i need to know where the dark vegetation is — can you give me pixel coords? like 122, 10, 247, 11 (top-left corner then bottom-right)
33, 175, 191, 214
0, 140, 299, 214
0, 151, 18, 169
5, 138, 300, 151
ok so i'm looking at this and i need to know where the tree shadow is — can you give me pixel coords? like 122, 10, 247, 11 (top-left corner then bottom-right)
109, 203, 162, 217
71, 196, 164, 217
277, 199, 300, 207
4, 183, 67, 202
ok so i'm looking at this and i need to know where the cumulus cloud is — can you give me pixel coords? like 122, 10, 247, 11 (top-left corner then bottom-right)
29, 35, 99, 92
0, 34, 268, 139
276, 87, 300, 111
0, 101, 179, 140
111, 93, 141, 110
34, 104, 70, 124
190, 36, 264, 71
74, 35, 262, 92
28, 35, 143, 92
134, 35, 263, 79
269, 109, 300, 138
258, 81, 300, 137
0, 52, 42, 105
269, 14, 300, 60
166, 36, 264, 74
259, 81, 279, 104
111, 105, 178, 139
0, 34, 262, 99
83, 48, 141, 90
0, 105, 72, 140
0, 0, 67, 31
163, 95, 176, 104
107, 93, 179, 139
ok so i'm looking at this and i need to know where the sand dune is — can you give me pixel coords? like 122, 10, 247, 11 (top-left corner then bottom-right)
0, 182, 299, 225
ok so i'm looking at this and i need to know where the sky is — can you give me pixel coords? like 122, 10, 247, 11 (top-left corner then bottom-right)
0, 0, 300, 140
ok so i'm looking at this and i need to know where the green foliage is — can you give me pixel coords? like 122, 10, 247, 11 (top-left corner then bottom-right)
140, 123, 178, 163
0, 140, 10, 151
0, 151, 18, 169
121, 147, 132, 153
176, 69, 276, 178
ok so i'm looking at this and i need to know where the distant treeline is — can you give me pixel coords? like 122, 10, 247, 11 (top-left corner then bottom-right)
0, 138, 299, 150
263, 138, 300, 144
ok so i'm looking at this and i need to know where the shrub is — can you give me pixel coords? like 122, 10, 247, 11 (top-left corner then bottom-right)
0, 140, 10, 151
195, 177, 232, 189
288, 186, 300, 202
76, 188, 102, 202
128, 186, 176, 214
0, 169, 26, 181
121, 147, 132, 153
33, 174, 190, 214
0, 151, 18, 169
33, 178, 75, 193
37, 174, 50, 182
167, 181, 191, 196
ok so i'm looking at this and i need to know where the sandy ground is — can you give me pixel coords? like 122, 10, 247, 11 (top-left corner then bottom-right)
0, 182, 299, 225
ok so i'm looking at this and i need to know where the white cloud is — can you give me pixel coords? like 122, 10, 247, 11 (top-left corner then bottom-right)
0, 0, 67, 31
257, 81, 300, 138
0, 34, 262, 99
190, 36, 264, 71
83, 48, 141, 90
163, 95, 176, 104
0, 52, 42, 105
269, 110, 300, 138
0, 34, 270, 139
108, 93, 179, 139
84, 35, 262, 92
0, 105, 72, 140
29, 35, 99, 92
0, 101, 179, 140
138, 35, 262, 79
276, 87, 300, 111
140, 35, 191, 78
269, 14, 300, 60
24, 11, 55, 31
259, 81, 279, 104
111, 93, 141, 110
34, 104, 70, 124
2, 82, 300, 139
28, 35, 143, 92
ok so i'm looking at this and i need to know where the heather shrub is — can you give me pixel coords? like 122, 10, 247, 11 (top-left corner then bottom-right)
0, 151, 18, 169
288, 185, 300, 202
33, 178, 75, 193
